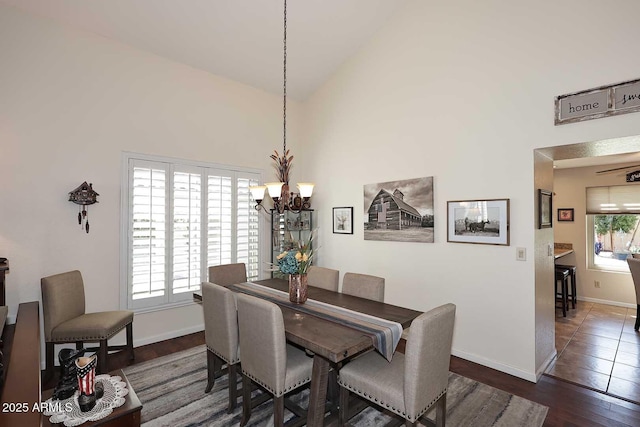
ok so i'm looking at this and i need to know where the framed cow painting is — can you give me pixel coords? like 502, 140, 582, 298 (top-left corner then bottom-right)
447, 199, 510, 245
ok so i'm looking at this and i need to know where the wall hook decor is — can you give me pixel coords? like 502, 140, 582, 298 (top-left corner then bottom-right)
68, 182, 99, 233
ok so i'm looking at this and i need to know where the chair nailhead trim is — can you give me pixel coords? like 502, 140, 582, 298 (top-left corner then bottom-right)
338, 379, 447, 422
242, 371, 311, 397
208, 346, 240, 365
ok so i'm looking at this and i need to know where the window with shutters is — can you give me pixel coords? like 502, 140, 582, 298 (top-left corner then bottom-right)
586, 185, 640, 272
121, 153, 262, 311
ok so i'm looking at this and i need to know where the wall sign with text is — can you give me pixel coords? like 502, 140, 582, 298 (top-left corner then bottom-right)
555, 78, 640, 125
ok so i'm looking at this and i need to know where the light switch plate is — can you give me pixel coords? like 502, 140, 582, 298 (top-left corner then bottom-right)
516, 247, 526, 261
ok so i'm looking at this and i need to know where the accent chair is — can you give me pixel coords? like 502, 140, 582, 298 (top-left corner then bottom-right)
307, 266, 339, 291
341, 272, 385, 302
201, 282, 241, 412
338, 303, 456, 427
236, 293, 313, 427
41, 270, 134, 378
626, 258, 640, 331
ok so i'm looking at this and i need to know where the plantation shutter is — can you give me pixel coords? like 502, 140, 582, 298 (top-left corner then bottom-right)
206, 173, 233, 271
130, 160, 168, 304
237, 176, 260, 280
172, 169, 203, 295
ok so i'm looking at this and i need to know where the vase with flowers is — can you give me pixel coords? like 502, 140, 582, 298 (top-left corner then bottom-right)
273, 231, 315, 303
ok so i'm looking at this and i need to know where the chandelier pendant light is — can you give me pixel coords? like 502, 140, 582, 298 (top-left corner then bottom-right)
250, 0, 314, 214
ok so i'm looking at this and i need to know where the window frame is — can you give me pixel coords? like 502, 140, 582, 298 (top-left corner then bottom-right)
120, 152, 263, 313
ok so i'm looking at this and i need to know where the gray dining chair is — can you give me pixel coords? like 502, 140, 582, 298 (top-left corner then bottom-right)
307, 266, 339, 291
341, 272, 385, 302
208, 263, 247, 286
626, 258, 640, 331
338, 303, 456, 427
236, 293, 313, 427
201, 282, 241, 413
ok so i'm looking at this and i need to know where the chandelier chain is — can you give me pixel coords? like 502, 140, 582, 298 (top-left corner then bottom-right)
283, 0, 287, 154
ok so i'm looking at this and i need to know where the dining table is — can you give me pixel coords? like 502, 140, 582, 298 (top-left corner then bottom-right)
194, 278, 422, 427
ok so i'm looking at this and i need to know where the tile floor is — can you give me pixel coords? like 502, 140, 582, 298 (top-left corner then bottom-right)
545, 301, 640, 404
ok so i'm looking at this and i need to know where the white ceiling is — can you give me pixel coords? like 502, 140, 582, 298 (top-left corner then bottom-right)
0, 0, 408, 101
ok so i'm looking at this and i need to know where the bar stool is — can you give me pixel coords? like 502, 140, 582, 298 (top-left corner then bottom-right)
556, 264, 577, 309
555, 267, 570, 317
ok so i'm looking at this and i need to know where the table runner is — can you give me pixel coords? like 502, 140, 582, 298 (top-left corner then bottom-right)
229, 282, 403, 361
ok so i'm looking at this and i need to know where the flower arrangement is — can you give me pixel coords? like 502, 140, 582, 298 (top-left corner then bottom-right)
273, 230, 315, 276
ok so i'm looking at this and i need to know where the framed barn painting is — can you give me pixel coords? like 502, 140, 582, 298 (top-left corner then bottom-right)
333, 207, 353, 234
363, 176, 434, 243
447, 199, 510, 245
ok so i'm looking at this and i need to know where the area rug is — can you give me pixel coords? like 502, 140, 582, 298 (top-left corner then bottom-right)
123, 345, 548, 427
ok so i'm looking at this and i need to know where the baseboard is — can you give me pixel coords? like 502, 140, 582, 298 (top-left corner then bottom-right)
133, 324, 204, 348
578, 296, 636, 309
536, 349, 558, 381
39, 325, 205, 370
452, 348, 538, 383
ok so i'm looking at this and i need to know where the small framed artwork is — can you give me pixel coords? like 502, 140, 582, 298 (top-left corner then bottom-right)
557, 208, 574, 222
447, 199, 510, 245
333, 207, 353, 234
538, 189, 553, 229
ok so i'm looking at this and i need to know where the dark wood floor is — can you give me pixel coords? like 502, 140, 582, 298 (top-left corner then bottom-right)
3, 325, 639, 426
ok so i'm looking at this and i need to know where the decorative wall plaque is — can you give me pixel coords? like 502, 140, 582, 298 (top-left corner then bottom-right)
555, 78, 640, 125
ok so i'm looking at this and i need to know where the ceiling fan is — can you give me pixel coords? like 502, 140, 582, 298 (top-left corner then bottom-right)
596, 164, 640, 174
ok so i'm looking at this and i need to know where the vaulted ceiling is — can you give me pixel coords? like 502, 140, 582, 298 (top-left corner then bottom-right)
0, 0, 408, 100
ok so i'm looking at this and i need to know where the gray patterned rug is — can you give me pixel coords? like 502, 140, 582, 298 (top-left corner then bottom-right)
123, 345, 548, 427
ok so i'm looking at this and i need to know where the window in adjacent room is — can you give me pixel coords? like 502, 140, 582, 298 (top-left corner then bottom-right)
587, 185, 640, 272
121, 153, 262, 311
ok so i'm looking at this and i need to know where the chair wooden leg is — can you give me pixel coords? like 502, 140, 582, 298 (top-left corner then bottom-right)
339, 386, 350, 426
228, 363, 238, 413
126, 323, 134, 361
405, 420, 417, 426
435, 393, 446, 427
76, 341, 83, 350
44, 342, 55, 382
240, 374, 252, 427
274, 395, 285, 427
635, 304, 640, 331
205, 350, 217, 393
98, 339, 108, 374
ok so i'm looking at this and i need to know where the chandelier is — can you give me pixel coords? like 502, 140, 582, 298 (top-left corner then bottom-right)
249, 0, 314, 214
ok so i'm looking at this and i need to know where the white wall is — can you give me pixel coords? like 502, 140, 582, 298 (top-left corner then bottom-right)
554, 162, 639, 306
0, 5, 302, 353
301, 0, 640, 380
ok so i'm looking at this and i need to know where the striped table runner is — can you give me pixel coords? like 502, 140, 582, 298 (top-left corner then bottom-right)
229, 282, 403, 361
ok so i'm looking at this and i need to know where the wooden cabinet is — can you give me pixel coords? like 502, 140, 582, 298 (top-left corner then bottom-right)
270, 210, 314, 279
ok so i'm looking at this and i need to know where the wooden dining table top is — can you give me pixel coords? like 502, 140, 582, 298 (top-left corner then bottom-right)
194, 278, 421, 363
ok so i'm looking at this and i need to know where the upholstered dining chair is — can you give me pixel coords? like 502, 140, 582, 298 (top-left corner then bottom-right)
307, 266, 339, 291
208, 263, 247, 286
626, 258, 640, 331
41, 270, 134, 378
341, 272, 385, 302
201, 282, 241, 412
338, 303, 456, 427
236, 293, 313, 427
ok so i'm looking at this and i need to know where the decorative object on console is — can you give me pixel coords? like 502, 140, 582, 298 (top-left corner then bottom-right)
272, 230, 315, 303
557, 208, 574, 222
447, 199, 510, 246
333, 207, 353, 234
76, 354, 103, 412
249, 0, 314, 214
68, 181, 99, 233
52, 348, 87, 401
364, 177, 434, 243
538, 189, 553, 229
